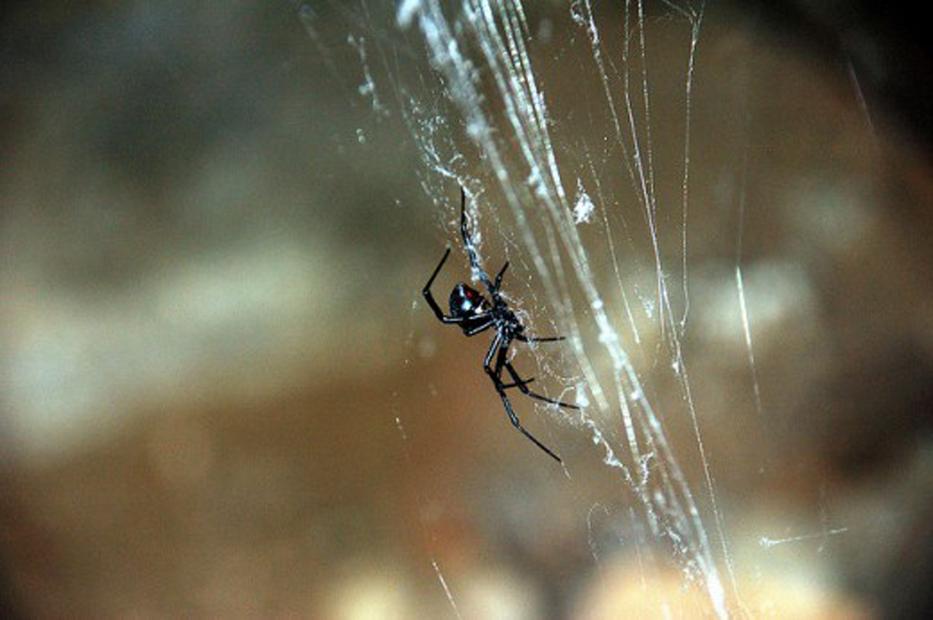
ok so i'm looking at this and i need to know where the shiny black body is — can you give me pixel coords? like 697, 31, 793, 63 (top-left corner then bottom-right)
422, 187, 579, 463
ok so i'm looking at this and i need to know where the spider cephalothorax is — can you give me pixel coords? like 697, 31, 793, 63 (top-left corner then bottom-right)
422, 186, 578, 463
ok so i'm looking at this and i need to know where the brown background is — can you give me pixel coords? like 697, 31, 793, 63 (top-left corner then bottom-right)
1, 2, 932, 618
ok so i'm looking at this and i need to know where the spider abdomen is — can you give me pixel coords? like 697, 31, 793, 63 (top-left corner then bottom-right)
449, 282, 489, 319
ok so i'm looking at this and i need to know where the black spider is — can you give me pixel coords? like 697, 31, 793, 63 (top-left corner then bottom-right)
422, 187, 579, 463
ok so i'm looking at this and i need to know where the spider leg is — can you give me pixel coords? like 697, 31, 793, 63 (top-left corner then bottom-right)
502, 376, 535, 389
459, 186, 494, 293
483, 332, 504, 368
422, 248, 463, 325
484, 335, 562, 463
504, 361, 580, 410
493, 261, 509, 291
463, 314, 495, 336
516, 334, 565, 343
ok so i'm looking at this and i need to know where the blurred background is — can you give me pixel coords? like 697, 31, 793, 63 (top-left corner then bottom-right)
1, 1, 932, 618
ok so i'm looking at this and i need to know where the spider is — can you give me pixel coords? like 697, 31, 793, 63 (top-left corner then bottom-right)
422, 186, 579, 463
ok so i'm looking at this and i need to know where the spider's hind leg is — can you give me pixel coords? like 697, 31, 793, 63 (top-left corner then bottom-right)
458, 185, 495, 292
493, 261, 509, 291
423, 248, 463, 325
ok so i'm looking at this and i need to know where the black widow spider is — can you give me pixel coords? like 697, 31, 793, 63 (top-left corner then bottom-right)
422, 186, 579, 463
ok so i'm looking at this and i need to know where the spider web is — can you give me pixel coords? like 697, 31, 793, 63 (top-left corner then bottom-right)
307, 1, 740, 615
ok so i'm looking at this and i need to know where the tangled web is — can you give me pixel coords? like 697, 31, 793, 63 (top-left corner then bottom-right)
309, 0, 745, 616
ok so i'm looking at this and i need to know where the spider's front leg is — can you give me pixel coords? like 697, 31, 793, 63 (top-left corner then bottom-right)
483, 335, 563, 463
503, 361, 579, 410
501, 375, 535, 390
516, 334, 565, 344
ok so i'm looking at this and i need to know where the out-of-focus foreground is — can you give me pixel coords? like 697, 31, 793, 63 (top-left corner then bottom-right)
2, 2, 932, 618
